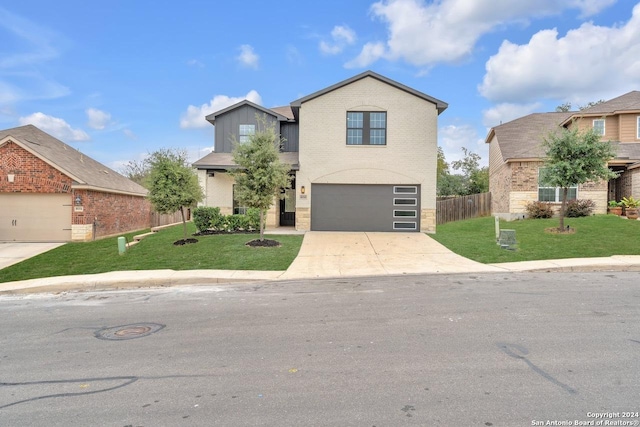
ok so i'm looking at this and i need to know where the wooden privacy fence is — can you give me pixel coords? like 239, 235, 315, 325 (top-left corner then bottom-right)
150, 209, 189, 228
436, 192, 491, 225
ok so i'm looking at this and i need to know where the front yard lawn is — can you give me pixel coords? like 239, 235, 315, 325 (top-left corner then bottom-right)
0, 222, 303, 283
430, 214, 640, 264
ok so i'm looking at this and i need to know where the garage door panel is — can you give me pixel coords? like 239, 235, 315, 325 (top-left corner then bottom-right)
311, 184, 420, 232
0, 194, 72, 242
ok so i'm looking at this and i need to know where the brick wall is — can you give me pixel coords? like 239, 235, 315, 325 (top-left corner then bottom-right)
0, 141, 73, 193
72, 189, 150, 239
2, 140, 151, 241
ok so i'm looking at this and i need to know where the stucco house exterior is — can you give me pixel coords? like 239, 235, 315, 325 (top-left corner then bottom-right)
0, 125, 151, 242
486, 91, 640, 220
193, 70, 448, 233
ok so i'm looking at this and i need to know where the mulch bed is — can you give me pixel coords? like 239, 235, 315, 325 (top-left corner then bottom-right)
173, 238, 199, 246
245, 239, 281, 248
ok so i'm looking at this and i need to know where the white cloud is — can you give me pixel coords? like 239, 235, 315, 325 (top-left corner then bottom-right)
86, 108, 111, 130
479, 3, 640, 103
236, 44, 259, 69
347, 0, 616, 68
123, 129, 137, 140
319, 25, 357, 55
482, 102, 542, 128
187, 59, 204, 68
180, 90, 263, 129
439, 123, 487, 166
19, 112, 89, 141
345, 42, 386, 69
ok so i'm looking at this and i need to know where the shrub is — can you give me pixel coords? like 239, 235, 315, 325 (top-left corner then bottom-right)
525, 201, 554, 219
565, 199, 595, 217
225, 214, 247, 231
192, 207, 220, 232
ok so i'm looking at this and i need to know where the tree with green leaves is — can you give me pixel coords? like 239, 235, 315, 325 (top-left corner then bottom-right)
147, 148, 204, 242
450, 147, 489, 195
229, 116, 292, 242
119, 159, 149, 187
541, 123, 617, 231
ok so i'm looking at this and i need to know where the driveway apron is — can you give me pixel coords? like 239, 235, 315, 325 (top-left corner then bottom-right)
0, 242, 65, 270
280, 231, 502, 279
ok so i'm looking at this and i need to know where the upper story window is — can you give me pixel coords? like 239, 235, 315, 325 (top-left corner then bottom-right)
593, 119, 605, 136
239, 124, 255, 143
637, 116, 640, 139
347, 111, 387, 145
538, 168, 577, 203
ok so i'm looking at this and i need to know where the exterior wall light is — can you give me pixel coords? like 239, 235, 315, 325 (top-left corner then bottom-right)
75, 195, 82, 205
300, 186, 305, 195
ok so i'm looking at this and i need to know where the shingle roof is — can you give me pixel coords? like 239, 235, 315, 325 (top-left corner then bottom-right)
192, 152, 299, 170
574, 91, 640, 115
489, 111, 640, 163
490, 112, 573, 161
290, 70, 448, 114
269, 106, 295, 120
0, 124, 148, 196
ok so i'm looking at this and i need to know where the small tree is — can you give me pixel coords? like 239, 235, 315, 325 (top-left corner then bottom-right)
450, 147, 489, 195
541, 123, 617, 231
229, 116, 291, 242
147, 149, 204, 241
119, 159, 150, 187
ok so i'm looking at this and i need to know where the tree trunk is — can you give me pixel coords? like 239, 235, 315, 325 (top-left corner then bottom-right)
558, 187, 568, 231
259, 209, 265, 241
180, 206, 187, 240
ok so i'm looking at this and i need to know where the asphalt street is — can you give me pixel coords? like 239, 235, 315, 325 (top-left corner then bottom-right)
1, 271, 639, 426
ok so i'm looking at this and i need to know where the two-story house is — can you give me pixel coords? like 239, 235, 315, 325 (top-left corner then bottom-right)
193, 71, 448, 233
486, 91, 640, 220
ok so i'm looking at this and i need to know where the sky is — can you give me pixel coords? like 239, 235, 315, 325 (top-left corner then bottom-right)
2, 0, 640, 172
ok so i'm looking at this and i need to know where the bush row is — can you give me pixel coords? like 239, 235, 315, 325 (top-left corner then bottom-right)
192, 206, 261, 232
525, 199, 595, 219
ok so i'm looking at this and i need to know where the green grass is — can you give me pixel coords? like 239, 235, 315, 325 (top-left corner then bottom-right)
430, 214, 640, 264
0, 222, 303, 283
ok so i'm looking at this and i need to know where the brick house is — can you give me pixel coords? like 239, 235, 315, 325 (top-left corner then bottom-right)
0, 125, 151, 242
193, 70, 448, 233
486, 91, 640, 220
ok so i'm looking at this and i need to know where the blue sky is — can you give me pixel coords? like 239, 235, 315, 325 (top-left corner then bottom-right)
2, 0, 639, 171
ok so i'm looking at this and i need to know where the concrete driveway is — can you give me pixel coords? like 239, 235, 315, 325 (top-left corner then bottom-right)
0, 242, 65, 270
280, 231, 502, 279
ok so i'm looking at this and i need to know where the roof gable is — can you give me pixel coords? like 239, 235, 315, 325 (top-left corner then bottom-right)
290, 70, 448, 114
573, 91, 640, 116
205, 100, 290, 125
0, 125, 147, 196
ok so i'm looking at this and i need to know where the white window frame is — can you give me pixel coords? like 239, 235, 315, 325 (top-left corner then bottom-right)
393, 198, 417, 206
538, 168, 577, 203
393, 221, 417, 230
239, 124, 255, 143
637, 116, 640, 139
393, 186, 417, 194
593, 119, 605, 136
393, 210, 417, 218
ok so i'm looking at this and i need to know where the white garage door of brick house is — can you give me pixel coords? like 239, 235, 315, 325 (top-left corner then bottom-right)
0, 193, 72, 242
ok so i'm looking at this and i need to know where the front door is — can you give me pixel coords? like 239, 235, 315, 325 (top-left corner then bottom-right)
279, 179, 296, 227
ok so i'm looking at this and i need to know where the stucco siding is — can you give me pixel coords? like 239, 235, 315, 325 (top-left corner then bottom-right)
296, 76, 438, 232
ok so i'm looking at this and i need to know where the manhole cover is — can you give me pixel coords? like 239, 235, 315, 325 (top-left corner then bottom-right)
95, 323, 165, 341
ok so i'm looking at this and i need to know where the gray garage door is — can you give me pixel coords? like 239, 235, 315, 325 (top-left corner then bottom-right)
0, 193, 72, 242
311, 184, 420, 232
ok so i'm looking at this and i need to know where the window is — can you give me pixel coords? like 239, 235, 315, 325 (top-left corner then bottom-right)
593, 119, 605, 136
394, 186, 417, 194
393, 222, 417, 230
233, 185, 247, 214
637, 116, 640, 139
239, 124, 255, 143
394, 210, 417, 218
538, 168, 577, 202
394, 198, 417, 206
347, 112, 386, 145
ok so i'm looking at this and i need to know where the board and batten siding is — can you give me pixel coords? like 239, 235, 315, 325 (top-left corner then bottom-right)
214, 105, 281, 153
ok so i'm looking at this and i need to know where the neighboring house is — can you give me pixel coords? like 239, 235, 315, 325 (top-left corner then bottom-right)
193, 70, 448, 233
486, 91, 640, 220
0, 125, 150, 242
